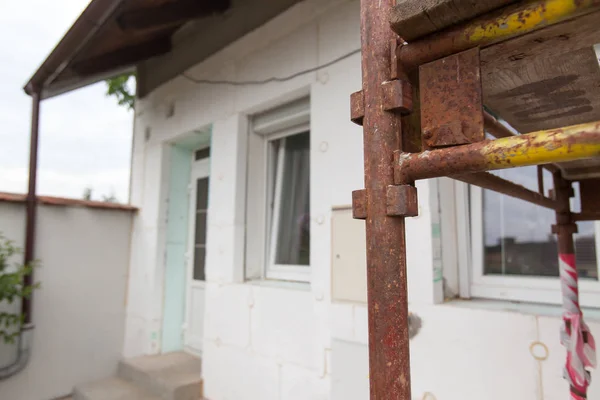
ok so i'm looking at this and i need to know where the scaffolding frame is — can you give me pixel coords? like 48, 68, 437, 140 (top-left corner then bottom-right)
351, 1, 600, 399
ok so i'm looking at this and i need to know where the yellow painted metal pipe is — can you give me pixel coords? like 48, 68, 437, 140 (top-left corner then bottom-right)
397, 0, 600, 70
468, 0, 598, 44
484, 123, 600, 168
394, 120, 600, 184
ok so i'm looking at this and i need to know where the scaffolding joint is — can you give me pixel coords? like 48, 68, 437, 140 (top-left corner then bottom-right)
386, 185, 418, 217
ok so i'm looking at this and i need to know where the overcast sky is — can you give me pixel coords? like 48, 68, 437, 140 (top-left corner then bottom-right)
0, 0, 132, 203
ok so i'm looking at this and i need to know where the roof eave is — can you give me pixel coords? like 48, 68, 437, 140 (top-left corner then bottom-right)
24, 0, 125, 96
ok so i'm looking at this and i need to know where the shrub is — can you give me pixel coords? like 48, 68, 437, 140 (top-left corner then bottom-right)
0, 236, 38, 344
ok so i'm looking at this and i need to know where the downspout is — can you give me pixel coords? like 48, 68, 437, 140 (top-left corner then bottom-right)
0, 92, 40, 379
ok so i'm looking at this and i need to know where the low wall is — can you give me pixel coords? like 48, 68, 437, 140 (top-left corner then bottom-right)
0, 194, 135, 400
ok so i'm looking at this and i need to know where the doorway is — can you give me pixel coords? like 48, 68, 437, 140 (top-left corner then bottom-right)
184, 147, 210, 353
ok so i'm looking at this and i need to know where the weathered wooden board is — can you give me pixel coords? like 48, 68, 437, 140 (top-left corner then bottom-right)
483, 47, 600, 133
390, 0, 516, 41
481, 11, 600, 134
480, 10, 600, 179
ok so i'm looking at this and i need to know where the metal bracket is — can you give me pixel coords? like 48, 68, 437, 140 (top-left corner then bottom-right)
352, 189, 367, 220
382, 79, 413, 115
552, 223, 578, 235
419, 47, 484, 148
350, 90, 365, 126
386, 185, 418, 217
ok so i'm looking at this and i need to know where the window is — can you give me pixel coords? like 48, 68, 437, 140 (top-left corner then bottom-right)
194, 147, 210, 161
189, 148, 210, 282
268, 132, 310, 270
467, 166, 600, 306
246, 97, 311, 282
193, 177, 209, 280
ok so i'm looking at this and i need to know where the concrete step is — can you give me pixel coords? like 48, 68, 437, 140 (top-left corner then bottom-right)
117, 351, 202, 400
73, 377, 162, 400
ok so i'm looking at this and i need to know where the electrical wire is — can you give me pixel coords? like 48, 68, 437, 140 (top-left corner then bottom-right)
182, 48, 361, 86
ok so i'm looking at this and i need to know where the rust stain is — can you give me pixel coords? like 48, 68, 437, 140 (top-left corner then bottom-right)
395, 121, 600, 184
419, 48, 484, 148
398, 0, 600, 71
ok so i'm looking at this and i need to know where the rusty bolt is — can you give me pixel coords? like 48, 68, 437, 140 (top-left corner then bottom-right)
352, 189, 367, 220
382, 79, 412, 115
350, 90, 365, 126
386, 185, 418, 217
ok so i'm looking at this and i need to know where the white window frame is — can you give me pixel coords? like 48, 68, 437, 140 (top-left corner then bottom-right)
264, 127, 311, 282
464, 182, 600, 307
245, 97, 311, 283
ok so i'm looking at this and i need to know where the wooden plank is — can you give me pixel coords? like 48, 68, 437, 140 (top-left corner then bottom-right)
483, 46, 600, 133
481, 11, 600, 134
480, 11, 600, 180
390, 0, 516, 41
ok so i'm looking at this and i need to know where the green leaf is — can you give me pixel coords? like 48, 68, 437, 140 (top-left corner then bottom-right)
0, 232, 40, 343
105, 73, 136, 110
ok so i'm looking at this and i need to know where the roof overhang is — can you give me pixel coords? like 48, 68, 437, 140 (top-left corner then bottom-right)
24, 0, 232, 99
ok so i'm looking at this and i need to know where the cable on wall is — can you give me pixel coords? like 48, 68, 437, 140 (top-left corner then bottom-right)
181, 48, 361, 86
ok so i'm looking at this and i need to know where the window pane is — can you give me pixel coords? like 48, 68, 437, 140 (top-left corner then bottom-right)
482, 166, 597, 279
193, 177, 209, 281
274, 132, 310, 266
195, 147, 210, 161
193, 246, 206, 281
196, 178, 209, 210
195, 212, 207, 245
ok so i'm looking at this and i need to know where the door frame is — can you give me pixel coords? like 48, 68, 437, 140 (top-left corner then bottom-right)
183, 151, 210, 353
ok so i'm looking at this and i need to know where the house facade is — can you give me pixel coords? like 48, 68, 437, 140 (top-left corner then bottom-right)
123, 1, 600, 399
17, 0, 600, 399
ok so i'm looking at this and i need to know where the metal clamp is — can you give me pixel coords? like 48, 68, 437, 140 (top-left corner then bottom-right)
382, 79, 413, 115
350, 90, 365, 126
386, 185, 418, 217
352, 189, 367, 220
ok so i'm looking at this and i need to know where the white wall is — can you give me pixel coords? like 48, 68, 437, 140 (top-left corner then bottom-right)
0, 199, 133, 400
331, 300, 600, 400
128, 1, 366, 398
128, 0, 600, 399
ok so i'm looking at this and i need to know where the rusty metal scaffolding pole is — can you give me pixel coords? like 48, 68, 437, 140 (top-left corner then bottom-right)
451, 172, 560, 211
356, 0, 411, 398
552, 172, 595, 399
394, 121, 600, 184
574, 212, 600, 221
483, 110, 515, 139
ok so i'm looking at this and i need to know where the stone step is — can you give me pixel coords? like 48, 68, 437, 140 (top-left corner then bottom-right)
117, 351, 202, 400
73, 377, 162, 400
